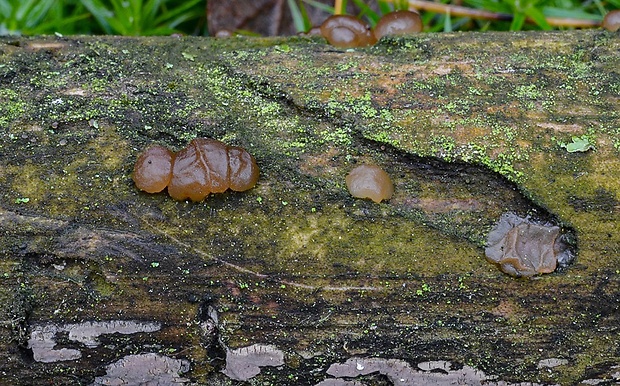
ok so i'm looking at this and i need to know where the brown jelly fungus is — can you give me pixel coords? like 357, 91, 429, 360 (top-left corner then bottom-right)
133, 138, 259, 201
132, 145, 174, 194
602, 10, 620, 32
320, 15, 376, 48
485, 213, 573, 277
373, 10, 423, 40
345, 164, 394, 203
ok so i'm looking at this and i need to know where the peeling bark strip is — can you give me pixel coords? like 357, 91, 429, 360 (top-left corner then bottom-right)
0, 32, 619, 385
28, 320, 161, 363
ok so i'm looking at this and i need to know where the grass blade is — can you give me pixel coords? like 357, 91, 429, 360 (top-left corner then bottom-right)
301, 0, 334, 14
153, 0, 202, 26
287, 0, 306, 32
79, 0, 113, 34
297, 0, 313, 31
525, 5, 551, 30
378, 0, 392, 14
510, 11, 525, 30
351, 0, 380, 24
542, 6, 601, 21
444, 9, 453, 31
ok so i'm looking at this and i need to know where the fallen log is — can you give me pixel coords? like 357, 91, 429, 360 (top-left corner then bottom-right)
0, 31, 618, 385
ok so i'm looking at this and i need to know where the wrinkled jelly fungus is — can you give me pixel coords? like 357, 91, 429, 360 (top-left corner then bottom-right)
320, 15, 376, 48
133, 138, 259, 201
373, 10, 423, 40
485, 213, 573, 277
345, 164, 394, 203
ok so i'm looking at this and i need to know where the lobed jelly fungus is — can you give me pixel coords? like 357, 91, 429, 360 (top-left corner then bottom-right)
133, 138, 259, 201
345, 164, 394, 203
602, 10, 620, 32
485, 213, 573, 277
320, 15, 377, 48
227, 146, 261, 192
373, 10, 423, 40
132, 145, 174, 194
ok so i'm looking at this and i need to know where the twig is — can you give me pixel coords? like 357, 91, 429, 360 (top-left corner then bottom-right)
335, 0, 344, 15
383, 0, 601, 28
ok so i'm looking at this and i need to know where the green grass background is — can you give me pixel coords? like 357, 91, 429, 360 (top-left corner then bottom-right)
0, 0, 618, 36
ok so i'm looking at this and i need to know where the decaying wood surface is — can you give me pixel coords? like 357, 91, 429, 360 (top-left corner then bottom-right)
0, 31, 619, 385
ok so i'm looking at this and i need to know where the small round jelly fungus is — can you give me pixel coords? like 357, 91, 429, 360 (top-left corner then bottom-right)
320, 15, 376, 48
602, 10, 620, 32
374, 10, 423, 40
132, 145, 174, 194
345, 164, 394, 203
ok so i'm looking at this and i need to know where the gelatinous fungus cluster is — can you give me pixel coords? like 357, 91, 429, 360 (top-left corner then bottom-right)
133, 138, 259, 201
320, 10, 423, 48
345, 164, 394, 203
485, 213, 574, 277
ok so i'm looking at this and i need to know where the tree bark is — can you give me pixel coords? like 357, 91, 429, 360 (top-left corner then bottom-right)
0, 32, 618, 385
